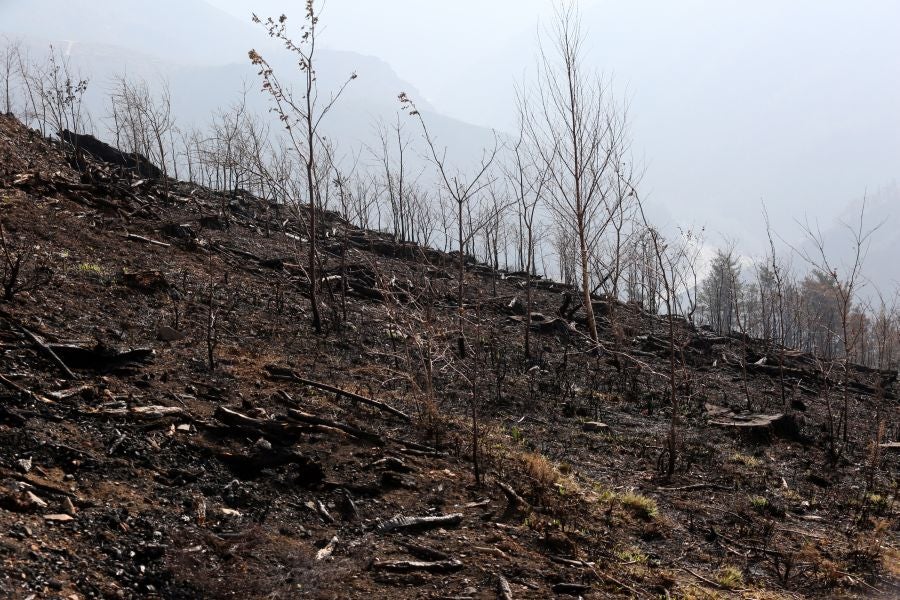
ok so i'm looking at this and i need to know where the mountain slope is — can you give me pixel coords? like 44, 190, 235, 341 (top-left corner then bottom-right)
0, 113, 898, 598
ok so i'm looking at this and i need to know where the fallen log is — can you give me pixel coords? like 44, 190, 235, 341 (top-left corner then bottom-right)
371, 559, 463, 573
497, 480, 530, 510
48, 344, 153, 371
217, 449, 323, 482
390, 437, 439, 453
709, 413, 786, 429
498, 574, 514, 600
377, 513, 463, 534
213, 242, 261, 262
46, 385, 94, 401
212, 406, 307, 442
367, 456, 413, 473
286, 409, 383, 445
397, 447, 449, 458
551, 583, 590, 595
20, 327, 76, 379
656, 482, 734, 493
398, 541, 451, 561
123, 232, 170, 248
0, 373, 48, 403
265, 365, 410, 422
99, 405, 185, 419
550, 556, 595, 568
0, 467, 78, 500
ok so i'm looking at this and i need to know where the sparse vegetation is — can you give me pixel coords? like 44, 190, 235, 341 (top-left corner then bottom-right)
0, 2, 896, 598
620, 491, 659, 520
715, 565, 744, 589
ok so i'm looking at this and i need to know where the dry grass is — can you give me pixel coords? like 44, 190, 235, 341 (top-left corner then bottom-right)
715, 565, 744, 589
620, 491, 658, 520
728, 451, 760, 468
521, 451, 560, 489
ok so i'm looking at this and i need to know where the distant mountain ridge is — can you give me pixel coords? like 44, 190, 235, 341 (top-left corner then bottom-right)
0, 0, 497, 172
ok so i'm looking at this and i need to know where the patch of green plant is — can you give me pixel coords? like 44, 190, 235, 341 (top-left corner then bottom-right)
615, 545, 648, 564
749, 495, 769, 512
510, 426, 524, 444
593, 484, 617, 504
866, 493, 890, 513
77, 262, 105, 277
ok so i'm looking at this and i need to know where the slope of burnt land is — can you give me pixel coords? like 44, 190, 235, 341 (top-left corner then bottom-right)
0, 114, 897, 599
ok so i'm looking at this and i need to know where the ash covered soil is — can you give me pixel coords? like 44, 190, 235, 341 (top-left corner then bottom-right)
0, 114, 897, 598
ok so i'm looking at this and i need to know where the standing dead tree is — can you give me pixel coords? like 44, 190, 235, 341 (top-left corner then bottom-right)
522, 4, 629, 350
37, 47, 89, 142
250, 3, 356, 334
1, 222, 51, 302
2, 38, 22, 116
795, 197, 881, 456
371, 115, 421, 243
763, 204, 790, 408
399, 93, 499, 358
505, 97, 550, 360
108, 75, 175, 189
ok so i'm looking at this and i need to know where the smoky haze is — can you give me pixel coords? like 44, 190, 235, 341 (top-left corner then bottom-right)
1, 0, 898, 289
207, 1, 900, 248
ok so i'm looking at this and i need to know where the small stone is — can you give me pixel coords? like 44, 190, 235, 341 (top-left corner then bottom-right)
156, 326, 185, 342
26, 492, 48, 509
63, 497, 77, 515
44, 513, 74, 522
16, 457, 32, 473
582, 421, 609, 432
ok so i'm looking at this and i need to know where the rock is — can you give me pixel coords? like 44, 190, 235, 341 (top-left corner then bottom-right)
582, 421, 609, 432
44, 513, 74, 522
552, 583, 591, 595
156, 326, 186, 342
63, 497, 77, 515
16, 457, 32, 473
367, 456, 412, 473
27, 491, 48, 509
0, 490, 40, 512
160, 222, 195, 240
122, 269, 170, 292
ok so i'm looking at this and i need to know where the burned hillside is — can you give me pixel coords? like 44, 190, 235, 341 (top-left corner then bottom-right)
0, 113, 898, 599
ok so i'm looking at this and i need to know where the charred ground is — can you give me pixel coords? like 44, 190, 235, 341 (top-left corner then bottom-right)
0, 114, 897, 598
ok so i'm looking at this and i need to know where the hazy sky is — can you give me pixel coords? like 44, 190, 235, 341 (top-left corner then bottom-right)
205, 0, 900, 249
2, 0, 898, 274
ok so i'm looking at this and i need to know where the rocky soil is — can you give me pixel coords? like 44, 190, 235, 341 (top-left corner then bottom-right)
0, 114, 897, 598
